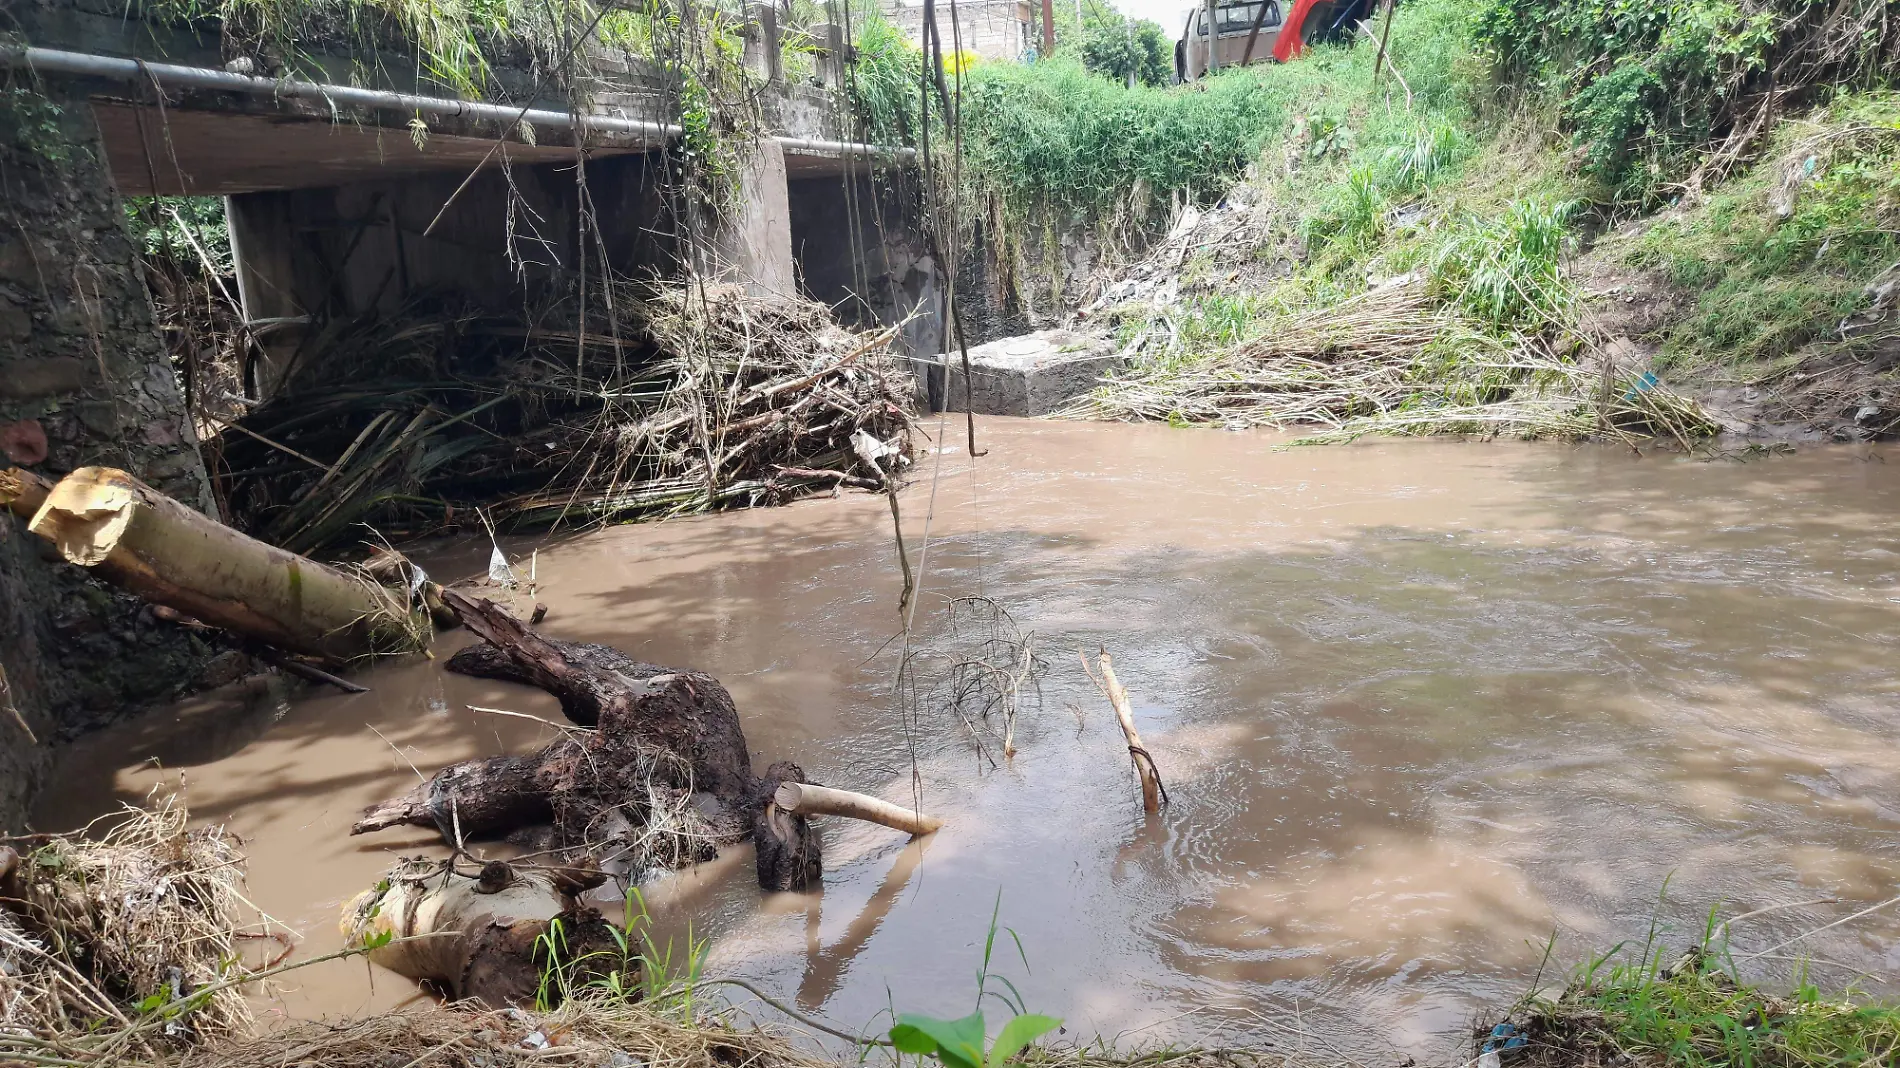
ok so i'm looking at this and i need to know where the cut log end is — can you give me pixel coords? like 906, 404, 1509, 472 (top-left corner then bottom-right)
754, 761, 822, 892
774, 781, 943, 837
28, 467, 136, 567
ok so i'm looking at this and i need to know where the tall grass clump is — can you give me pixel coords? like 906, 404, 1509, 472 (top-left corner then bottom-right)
1513, 901, 1900, 1068
1619, 92, 1900, 370
147, 0, 600, 97
954, 0, 1476, 225
1472, 0, 1900, 200
845, 12, 925, 146
1430, 196, 1575, 327
955, 59, 1296, 218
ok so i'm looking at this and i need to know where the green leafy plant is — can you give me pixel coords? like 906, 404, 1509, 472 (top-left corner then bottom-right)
1, 86, 70, 164
1470, 0, 1864, 200
1079, 17, 1170, 88
888, 895, 1061, 1068
891, 1011, 1064, 1068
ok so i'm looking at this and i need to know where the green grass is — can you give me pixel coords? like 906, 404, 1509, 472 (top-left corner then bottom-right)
1617, 92, 1900, 371
1524, 910, 1900, 1068
937, 0, 1477, 234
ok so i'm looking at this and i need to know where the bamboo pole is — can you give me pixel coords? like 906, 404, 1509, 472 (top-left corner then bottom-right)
1096, 650, 1166, 813
1239, 0, 1275, 67
1369, 0, 1396, 89
25, 466, 424, 662
773, 781, 943, 836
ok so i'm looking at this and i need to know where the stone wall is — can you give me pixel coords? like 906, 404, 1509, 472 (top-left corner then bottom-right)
0, 83, 222, 831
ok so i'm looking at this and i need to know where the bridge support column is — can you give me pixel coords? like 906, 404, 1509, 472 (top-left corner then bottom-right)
711, 139, 796, 295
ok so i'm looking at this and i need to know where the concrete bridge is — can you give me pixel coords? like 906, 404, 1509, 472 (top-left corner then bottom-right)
0, 0, 942, 826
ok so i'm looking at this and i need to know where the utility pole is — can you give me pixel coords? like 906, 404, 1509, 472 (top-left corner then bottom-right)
1041, 0, 1056, 56
1205, 0, 1220, 72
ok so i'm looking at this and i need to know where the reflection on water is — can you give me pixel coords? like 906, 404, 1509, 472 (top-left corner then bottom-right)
34, 418, 1900, 1060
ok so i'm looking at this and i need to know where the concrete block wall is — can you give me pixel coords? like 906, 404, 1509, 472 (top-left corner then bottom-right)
886, 0, 1034, 60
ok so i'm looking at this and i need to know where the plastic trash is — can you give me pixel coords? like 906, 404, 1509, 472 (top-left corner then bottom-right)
1621, 371, 1660, 402
1479, 1022, 1529, 1065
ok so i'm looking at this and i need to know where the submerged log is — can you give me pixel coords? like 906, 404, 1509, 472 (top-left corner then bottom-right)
23, 467, 424, 662
342, 859, 621, 1006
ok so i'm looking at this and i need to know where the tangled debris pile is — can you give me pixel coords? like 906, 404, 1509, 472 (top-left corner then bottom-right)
216, 283, 913, 553
0, 799, 256, 1062
1063, 283, 1717, 444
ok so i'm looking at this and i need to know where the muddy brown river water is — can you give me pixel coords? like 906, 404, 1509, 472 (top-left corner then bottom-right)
33, 417, 1900, 1061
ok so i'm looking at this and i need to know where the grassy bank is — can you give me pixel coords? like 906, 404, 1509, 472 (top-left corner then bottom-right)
933, 0, 1900, 441
1505, 919, 1900, 1068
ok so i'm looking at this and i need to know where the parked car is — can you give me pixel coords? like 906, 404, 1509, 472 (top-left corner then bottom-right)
1174, 0, 1375, 81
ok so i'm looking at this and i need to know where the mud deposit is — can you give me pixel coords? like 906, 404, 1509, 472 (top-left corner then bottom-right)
34, 417, 1900, 1060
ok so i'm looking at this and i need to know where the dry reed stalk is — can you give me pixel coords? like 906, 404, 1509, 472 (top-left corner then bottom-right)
1084, 650, 1167, 814
0, 796, 256, 1063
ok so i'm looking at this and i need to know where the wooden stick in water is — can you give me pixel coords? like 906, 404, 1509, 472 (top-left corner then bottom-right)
773, 781, 943, 836
1097, 650, 1167, 813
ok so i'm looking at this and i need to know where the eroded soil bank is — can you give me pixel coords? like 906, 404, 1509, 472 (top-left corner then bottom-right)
33, 417, 1900, 1060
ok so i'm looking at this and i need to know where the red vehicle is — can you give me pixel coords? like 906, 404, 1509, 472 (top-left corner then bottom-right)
1174, 0, 1374, 81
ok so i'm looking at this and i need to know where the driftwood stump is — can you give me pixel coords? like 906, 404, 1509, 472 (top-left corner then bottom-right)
354, 590, 817, 889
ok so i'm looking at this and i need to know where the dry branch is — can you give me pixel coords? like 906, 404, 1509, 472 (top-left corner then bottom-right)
772, 782, 944, 836
1092, 650, 1167, 813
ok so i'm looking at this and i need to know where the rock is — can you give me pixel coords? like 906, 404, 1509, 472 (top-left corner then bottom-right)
940, 330, 1125, 417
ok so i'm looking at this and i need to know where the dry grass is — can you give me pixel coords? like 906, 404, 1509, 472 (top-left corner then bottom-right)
0, 797, 258, 1063
146, 997, 837, 1068
1063, 284, 1718, 446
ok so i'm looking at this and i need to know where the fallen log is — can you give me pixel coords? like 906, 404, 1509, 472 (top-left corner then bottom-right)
342, 858, 621, 1006
24, 466, 425, 662
772, 781, 943, 836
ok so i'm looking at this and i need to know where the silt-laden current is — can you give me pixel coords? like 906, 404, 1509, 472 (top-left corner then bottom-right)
36, 418, 1900, 1060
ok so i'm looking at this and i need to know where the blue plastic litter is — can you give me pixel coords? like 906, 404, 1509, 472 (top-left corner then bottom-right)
1481, 1023, 1529, 1056
1622, 371, 1660, 402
